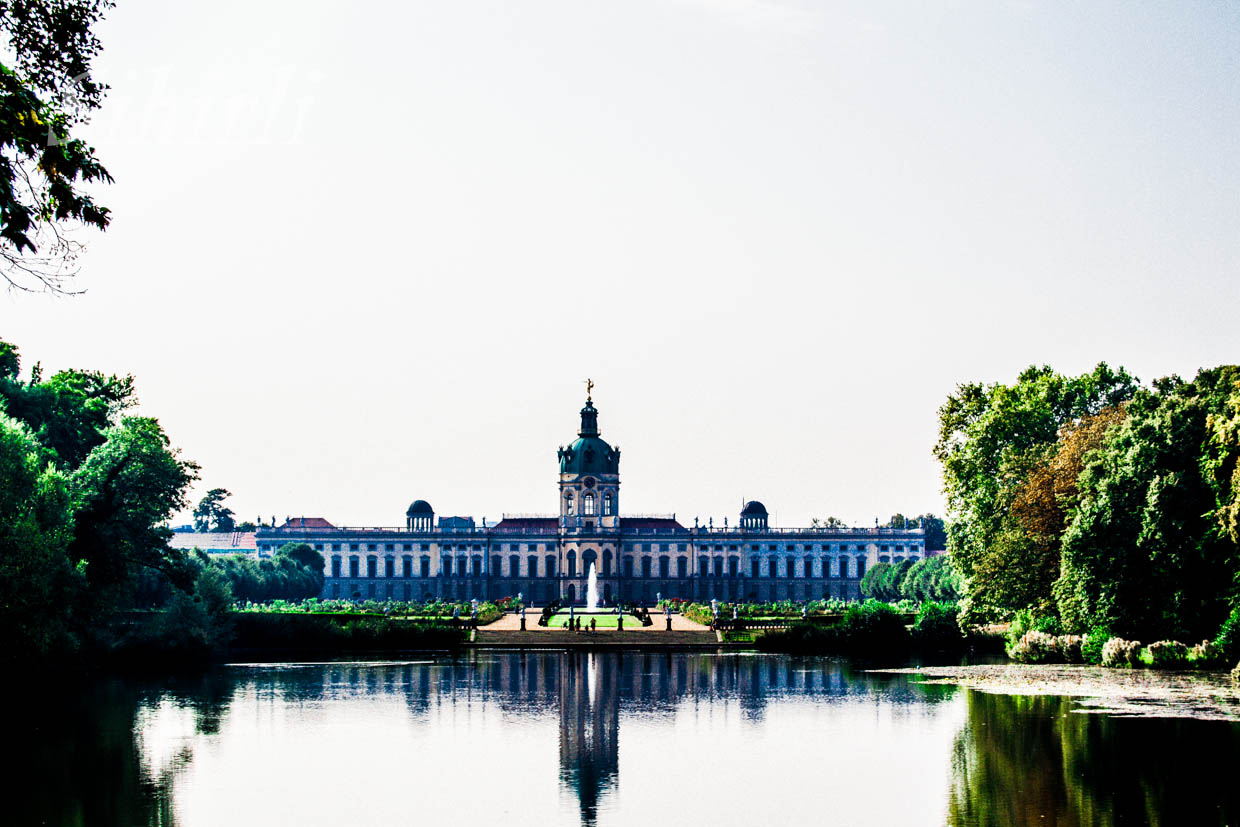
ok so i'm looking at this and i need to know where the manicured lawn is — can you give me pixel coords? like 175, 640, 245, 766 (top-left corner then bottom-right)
545, 613, 632, 629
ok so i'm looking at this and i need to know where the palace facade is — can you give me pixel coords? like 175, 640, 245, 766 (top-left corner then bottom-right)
255, 394, 926, 604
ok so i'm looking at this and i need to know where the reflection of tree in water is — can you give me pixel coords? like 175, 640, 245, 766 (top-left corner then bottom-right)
947, 692, 1240, 826
8, 679, 179, 826
559, 652, 618, 826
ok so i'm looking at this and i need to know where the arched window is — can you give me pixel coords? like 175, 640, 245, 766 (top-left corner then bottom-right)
641, 557, 652, 578
768, 558, 777, 578
331, 557, 342, 578
472, 555, 483, 576
728, 557, 739, 577
442, 557, 453, 576
546, 555, 556, 576
367, 557, 377, 578
785, 558, 795, 578
603, 493, 613, 515
855, 557, 866, 577
509, 554, 520, 577
699, 558, 709, 577
804, 558, 814, 578
659, 556, 670, 578
402, 555, 413, 578
603, 548, 612, 576
583, 493, 596, 516
751, 558, 760, 578
678, 556, 688, 578
567, 551, 577, 578
565, 490, 575, 515
384, 557, 395, 578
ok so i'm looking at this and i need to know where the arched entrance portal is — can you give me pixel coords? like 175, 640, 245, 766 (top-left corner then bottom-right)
566, 584, 576, 605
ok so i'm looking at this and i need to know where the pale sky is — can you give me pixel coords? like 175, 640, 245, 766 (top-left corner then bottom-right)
3, 1, 1238, 529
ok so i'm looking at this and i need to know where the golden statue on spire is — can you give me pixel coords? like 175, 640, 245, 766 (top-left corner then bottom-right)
585, 378, 594, 401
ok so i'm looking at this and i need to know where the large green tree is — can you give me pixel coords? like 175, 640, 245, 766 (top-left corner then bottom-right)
69, 416, 199, 598
1054, 367, 1240, 640
0, 411, 80, 658
934, 363, 1138, 624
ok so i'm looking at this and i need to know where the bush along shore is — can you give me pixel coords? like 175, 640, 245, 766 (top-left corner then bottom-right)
1004, 607, 1240, 673
747, 600, 992, 658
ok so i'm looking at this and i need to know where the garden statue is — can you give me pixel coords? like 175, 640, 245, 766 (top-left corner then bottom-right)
452, 607, 459, 620
801, 605, 808, 619
657, 592, 662, 604
732, 606, 738, 620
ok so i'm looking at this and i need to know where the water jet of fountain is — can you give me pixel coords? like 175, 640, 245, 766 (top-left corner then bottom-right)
586, 562, 600, 610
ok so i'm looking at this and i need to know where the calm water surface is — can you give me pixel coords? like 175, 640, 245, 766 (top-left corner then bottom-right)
15, 651, 1240, 826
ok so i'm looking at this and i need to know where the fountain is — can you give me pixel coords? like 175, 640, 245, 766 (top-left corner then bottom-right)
586, 561, 600, 610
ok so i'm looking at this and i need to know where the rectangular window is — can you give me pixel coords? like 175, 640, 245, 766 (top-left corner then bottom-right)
349, 557, 359, 578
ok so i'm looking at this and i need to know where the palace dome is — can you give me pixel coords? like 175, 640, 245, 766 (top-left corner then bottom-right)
406, 500, 433, 516
741, 500, 768, 516
558, 397, 620, 475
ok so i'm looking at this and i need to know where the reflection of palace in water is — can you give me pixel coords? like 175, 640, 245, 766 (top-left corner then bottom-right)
272, 652, 929, 823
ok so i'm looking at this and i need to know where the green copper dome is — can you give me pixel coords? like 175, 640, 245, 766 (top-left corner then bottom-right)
558, 398, 620, 474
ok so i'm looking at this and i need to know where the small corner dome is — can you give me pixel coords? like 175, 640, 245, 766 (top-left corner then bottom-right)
407, 500, 433, 516
741, 500, 768, 516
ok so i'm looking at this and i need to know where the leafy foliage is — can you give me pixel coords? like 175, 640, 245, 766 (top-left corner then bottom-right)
0, 0, 115, 290
861, 556, 961, 603
192, 487, 236, 533
204, 543, 323, 603
935, 362, 1138, 624
1053, 367, 1240, 640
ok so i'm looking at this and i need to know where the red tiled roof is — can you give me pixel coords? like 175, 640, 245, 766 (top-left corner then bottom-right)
282, 517, 336, 529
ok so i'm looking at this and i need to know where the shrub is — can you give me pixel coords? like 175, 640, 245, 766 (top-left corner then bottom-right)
1052, 635, 1085, 663
1081, 628, 1111, 665
912, 601, 964, 650
1140, 640, 1188, 667
1188, 640, 1224, 668
1213, 608, 1240, 662
1101, 637, 1142, 667
1007, 630, 1058, 663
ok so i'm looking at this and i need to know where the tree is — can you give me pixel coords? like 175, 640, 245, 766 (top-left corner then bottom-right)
811, 516, 847, 528
1054, 368, 1240, 640
0, 411, 80, 659
0, 0, 114, 291
934, 363, 1138, 624
68, 416, 200, 597
193, 488, 236, 533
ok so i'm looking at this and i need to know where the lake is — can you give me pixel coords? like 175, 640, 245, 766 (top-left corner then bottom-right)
14, 651, 1240, 826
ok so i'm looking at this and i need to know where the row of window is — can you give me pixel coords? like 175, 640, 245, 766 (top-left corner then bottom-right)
264, 540, 922, 556
327, 553, 903, 579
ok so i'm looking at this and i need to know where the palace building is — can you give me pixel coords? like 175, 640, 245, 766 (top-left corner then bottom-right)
256, 392, 927, 604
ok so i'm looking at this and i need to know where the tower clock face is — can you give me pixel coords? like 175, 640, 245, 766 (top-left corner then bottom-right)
583, 477, 596, 489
